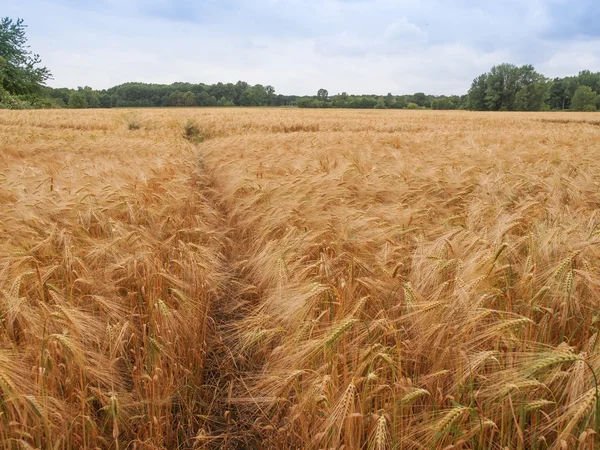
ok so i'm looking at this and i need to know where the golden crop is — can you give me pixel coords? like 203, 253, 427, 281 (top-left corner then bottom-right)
1, 108, 600, 449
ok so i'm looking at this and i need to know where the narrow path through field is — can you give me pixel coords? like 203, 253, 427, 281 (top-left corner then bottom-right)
192, 140, 266, 449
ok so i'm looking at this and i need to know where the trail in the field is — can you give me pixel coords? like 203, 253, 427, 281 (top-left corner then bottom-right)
194, 141, 265, 449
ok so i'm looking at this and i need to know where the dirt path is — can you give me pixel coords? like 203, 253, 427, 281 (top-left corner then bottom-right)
193, 144, 265, 449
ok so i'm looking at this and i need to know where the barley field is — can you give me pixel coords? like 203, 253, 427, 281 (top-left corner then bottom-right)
1, 108, 600, 449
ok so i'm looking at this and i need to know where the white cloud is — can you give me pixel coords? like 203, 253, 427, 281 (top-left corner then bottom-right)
10, 0, 600, 95
537, 40, 600, 78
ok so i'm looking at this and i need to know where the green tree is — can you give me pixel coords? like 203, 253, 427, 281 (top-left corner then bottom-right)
577, 70, 600, 93
484, 63, 520, 110
571, 85, 597, 111
195, 90, 210, 106
240, 85, 268, 106
384, 92, 395, 108
412, 92, 426, 107
513, 65, 549, 111
317, 88, 328, 101
182, 91, 196, 106
468, 64, 549, 111
0, 17, 51, 95
168, 91, 185, 106
467, 74, 488, 110
77, 86, 100, 108
48, 87, 70, 105
265, 85, 275, 105
296, 97, 312, 108
239, 89, 253, 106
332, 92, 349, 107
68, 91, 88, 108
0, 56, 6, 87
548, 78, 567, 110
395, 95, 408, 109
233, 81, 249, 105
432, 97, 451, 110
356, 96, 377, 108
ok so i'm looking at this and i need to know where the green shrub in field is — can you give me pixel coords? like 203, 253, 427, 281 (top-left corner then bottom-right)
183, 119, 205, 143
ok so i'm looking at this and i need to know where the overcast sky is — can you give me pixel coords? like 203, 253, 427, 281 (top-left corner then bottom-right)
7, 0, 600, 95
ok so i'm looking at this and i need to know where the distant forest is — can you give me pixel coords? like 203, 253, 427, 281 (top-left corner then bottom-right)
2, 17, 600, 111
35, 66, 600, 112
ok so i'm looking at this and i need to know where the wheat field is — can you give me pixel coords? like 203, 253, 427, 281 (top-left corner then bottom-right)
1, 108, 600, 449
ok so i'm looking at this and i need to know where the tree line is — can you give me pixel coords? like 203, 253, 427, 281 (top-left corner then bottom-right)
48, 82, 296, 109
43, 84, 468, 110
1, 17, 599, 112
467, 63, 600, 112
295, 89, 467, 110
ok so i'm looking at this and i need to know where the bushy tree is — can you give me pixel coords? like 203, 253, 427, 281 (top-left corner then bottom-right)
77, 86, 100, 108
548, 78, 570, 110
467, 64, 548, 111
577, 70, 600, 93
240, 85, 269, 106
432, 97, 455, 110
411, 92, 426, 107
265, 85, 275, 105
513, 65, 549, 111
484, 64, 520, 110
467, 74, 488, 110
395, 95, 408, 109
233, 81, 249, 105
0, 17, 51, 95
384, 92, 395, 108
571, 85, 597, 111
68, 91, 88, 108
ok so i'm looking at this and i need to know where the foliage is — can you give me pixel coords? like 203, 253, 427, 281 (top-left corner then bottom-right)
59, 81, 287, 109
182, 119, 206, 143
0, 17, 51, 95
430, 96, 463, 110
296, 92, 464, 110
412, 92, 427, 106
469, 65, 600, 112
0, 85, 26, 109
68, 91, 88, 108
317, 88, 329, 101
571, 85, 598, 111
240, 84, 270, 106
467, 63, 550, 111
41, 82, 471, 111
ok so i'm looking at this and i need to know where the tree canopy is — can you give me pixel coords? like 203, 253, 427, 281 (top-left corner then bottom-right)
0, 17, 51, 96
570, 85, 598, 111
467, 64, 600, 112
466, 64, 550, 111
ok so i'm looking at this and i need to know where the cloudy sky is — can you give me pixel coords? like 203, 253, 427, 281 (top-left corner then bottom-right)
7, 0, 600, 95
